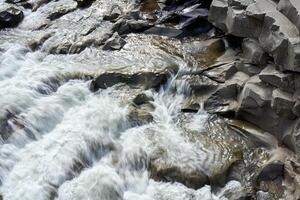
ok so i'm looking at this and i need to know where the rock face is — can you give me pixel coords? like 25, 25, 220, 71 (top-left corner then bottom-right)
0, 7, 24, 29
205, 0, 300, 155
209, 0, 300, 72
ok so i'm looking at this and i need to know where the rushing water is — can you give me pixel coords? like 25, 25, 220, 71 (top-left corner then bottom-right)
0, 39, 245, 199
0, 0, 271, 199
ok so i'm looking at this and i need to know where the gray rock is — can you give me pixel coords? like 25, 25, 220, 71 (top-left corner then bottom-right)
242, 38, 268, 65
102, 32, 126, 51
259, 65, 295, 93
132, 93, 154, 106
0, 7, 24, 29
235, 61, 262, 76
238, 76, 272, 110
143, 26, 183, 38
277, 0, 300, 31
257, 161, 284, 182
293, 100, 300, 117
204, 72, 249, 114
271, 89, 296, 119
90, 67, 177, 92
208, 0, 300, 72
112, 18, 152, 35
203, 62, 237, 83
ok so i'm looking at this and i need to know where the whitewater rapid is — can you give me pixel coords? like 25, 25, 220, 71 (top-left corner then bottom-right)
0, 40, 245, 199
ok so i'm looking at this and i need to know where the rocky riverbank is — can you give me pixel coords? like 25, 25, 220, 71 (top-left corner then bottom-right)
1, 0, 300, 199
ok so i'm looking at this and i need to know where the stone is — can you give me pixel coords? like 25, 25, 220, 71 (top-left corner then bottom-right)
132, 93, 154, 106
277, 0, 300, 31
103, 6, 122, 22
203, 62, 237, 83
204, 71, 249, 114
112, 19, 152, 35
128, 104, 154, 125
271, 89, 296, 119
293, 100, 300, 117
235, 61, 262, 76
238, 76, 273, 110
0, 7, 24, 29
102, 32, 126, 51
150, 162, 209, 189
242, 38, 268, 65
259, 65, 295, 93
5, 0, 32, 9
143, 26, 183, 37
257, 161, 284, 182
90, 67, 177, 92
208, 0, 300, 72
74, 0, 94, 8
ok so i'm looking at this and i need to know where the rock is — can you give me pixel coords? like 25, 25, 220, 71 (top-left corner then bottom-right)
277, 0, 300, 31
283, 119, 300, 153
112, 18, 152, 35
293, 100, 300, 117
257, 161, 284, 182
5, 0, 32, 9
150, 162, 209, 189
204, 71, 249, 114
0, 7, 24, 29
235, 61, 262, 76
242, 38, 268, 65
74, 0, 94, 8
132, 93, 154, 106
208, 0, 300, 72
203, 62, 237, 83
144, 26, 183, 37
271, 89, 296, 119
259, 65, 295, 93
128, 104, 154, 125
238, 76, 273, 110
102, 32, 126, 51
183, 74, 219, 96
90, 67, 177, 92
103, 6, 122, 22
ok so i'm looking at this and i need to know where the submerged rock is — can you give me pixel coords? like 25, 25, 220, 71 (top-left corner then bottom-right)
0, 7, 24, 29
90, 67, 177, 92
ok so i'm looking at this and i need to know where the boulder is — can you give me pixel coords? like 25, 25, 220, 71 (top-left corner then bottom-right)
238, 76, 273, 110
144, 26, 183, 37
112, 18, 152, 35
293, 100, 300, 117
257, 161, 284, 182
5, 0, 32, 9
277, 0, 300, 31
242, 38, 268, 65
103, 6, 122, 22
132, 93, 154, 106
204, 71, 249, 114
271, 89, 296, 119
102, 32, 126, 51
0, 7, 24, 29
208, 0, 300, 72
259, 65, 295, 93
235, 61, 262, 76
150, 164, 209, 189
74, 0, 94, 8
90, 67, 177, 92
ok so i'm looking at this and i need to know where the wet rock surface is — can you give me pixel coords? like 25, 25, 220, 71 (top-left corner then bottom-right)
0, 0, 300, 199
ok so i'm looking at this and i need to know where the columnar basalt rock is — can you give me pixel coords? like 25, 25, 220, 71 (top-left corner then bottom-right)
209, 0, 300, 72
